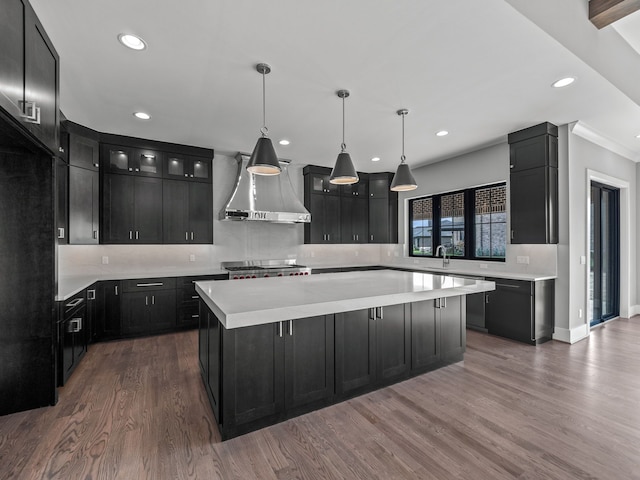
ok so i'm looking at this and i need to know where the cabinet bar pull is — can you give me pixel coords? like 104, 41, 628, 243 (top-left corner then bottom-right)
152, 295, 155, 305
370, 234, 374, 241
186, 232, 189, 241
278, 322, 283, 337
65, 298, 84, 308
442, 297, 447, 309
136, 282, 164, 287
145, 296, 148, 306
191, 232, 194, 241
115, 285, 118, 296
485, 294, 489, 304
87, 289, 96, 300
58, 227, 65, 239
191, 314, 199, 318
369, 308, 375, 320
496, 283, 523, 289
289, 320, 293, 336
376, 306, 383, 319
435, 298, 440, 309
192, 295, 199, 299
136, 231, 139, 240
93, 230, 98, 239
129, 231, 132, 240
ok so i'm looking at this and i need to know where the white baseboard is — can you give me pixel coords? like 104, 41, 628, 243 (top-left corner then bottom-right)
629, 305, 640, 318
553, 323, 589, 344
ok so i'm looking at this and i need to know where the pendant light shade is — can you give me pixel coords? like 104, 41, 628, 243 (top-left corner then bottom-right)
329, 90, 358, 185
247, 63, 281, 176
390, 109, 418, 192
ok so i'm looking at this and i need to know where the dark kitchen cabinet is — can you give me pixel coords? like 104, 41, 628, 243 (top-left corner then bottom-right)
55, 157, 68, 244
368, 172, 398, 244
340, 196, 368, 244
204, 312, 334, 439
164, 153, 211, 182
94, 281, 122, 341
102, 174, 163, 244
121, 278, 177, 336
102, 144, 163, 177
485, 277, 554, 345
0, 0, 59, 154
335, 309, 376, 397
303, 165, 340, 195
307, 193, 341, 243
375, 304, 411, 385
508, 122, 558, 244
178, 275, 226, 328
163, 179, 212, 244
335, 304, 409, 396
69, 166, 99, 244
57, 291, 87, 386
86, 285, 98, 344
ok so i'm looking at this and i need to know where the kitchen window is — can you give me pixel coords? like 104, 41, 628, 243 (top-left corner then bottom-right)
409, 183, 506, 261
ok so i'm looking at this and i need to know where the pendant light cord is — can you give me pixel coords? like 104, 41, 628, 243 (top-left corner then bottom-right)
341, 95, 346, 152
261, 69, 268, 137
401, 111, 406, 164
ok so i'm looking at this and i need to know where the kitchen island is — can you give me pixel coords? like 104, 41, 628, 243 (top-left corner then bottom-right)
196, 270, 495, 440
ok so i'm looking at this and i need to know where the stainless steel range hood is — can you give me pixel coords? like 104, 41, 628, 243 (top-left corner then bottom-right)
219, 153, 311, 223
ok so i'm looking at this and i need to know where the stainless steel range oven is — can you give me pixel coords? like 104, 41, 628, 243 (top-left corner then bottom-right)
222, 259, 312, 280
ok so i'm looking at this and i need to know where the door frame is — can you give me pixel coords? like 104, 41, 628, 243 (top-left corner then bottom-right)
585, 170, 629, 336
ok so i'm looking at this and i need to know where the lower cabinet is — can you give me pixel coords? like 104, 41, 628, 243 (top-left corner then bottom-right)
121, 278, 177, 336
203, 309, 334, 439
57, 290, 88, 386
202, 295, 465, 440
485, 278, 554, 345
94, 280, 122, 341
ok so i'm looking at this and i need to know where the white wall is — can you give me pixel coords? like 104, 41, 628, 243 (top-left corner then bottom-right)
554, 125, 638, 343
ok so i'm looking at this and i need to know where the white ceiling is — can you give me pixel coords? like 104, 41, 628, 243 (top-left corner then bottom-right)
30, 0, 640, 172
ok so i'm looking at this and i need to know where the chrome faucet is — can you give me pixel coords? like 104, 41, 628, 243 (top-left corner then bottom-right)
435, 245, 450, 268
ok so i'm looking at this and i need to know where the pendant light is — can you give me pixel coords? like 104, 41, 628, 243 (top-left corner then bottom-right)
246, 63, 281, 176
390, 109, 418, 192
329, 90, 359, 185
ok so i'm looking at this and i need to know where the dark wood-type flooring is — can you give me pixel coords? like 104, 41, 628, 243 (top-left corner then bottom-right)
1, 318, 640, 479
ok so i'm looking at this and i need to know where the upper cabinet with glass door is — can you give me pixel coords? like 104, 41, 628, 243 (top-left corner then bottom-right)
163, 153, 211, 182
102, 144, 163, 177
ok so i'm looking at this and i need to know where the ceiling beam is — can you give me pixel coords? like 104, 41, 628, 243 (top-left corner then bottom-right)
589, 0, 640, 29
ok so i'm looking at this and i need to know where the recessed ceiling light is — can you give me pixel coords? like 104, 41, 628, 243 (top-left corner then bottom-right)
118, 33, 147, 51
279, 139, 290, 146
436, 130, 449, 137
133, 112, 151, 120
371, 157, 380, 162
552, 77, 576, 88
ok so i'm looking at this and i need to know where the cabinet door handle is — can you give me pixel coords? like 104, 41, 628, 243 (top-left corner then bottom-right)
376, 306, 383, 320
129, 167, 133, 172
93, 230, 98, 239
58, 227, 65, 239
135, 168, 140, 172
369, 308, 375, 321
511, 230, 514, 240
435, 298, 440, 309
496, 283, 522, 289
136, 231, 139, 240
485, 294, 489, 304
115, 285, 118, 296
370, 234, 374, 241
68, 318, 82, 333
191, 314, 199, 318
185, 232, 189, 241
19, 100, 40, 124
145, 296, 149, 306
191, 232, 194, 241
65, 298, 84, 308
442, 297, 447, 309
289, 320, 293, 336
87, 289, 96, 300
191, 295, 199, 299
278, 321, 283, 338
136, 282, 163, 287
129, 231, 133, 240
327, 234, 330, 241
152, 295, 155, 305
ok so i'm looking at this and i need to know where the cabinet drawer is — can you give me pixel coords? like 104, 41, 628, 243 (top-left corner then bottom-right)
62, 290, 86, 316
178, 304, 200, 327
180, 274, 228, 288
489, 278, 533, 295
122, 277, 176, 292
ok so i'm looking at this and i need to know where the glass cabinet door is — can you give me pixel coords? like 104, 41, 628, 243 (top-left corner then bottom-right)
135, 149, 162, 176
107, 147, 132, 173
164, 154, 211, 182
192, 158, 209, 180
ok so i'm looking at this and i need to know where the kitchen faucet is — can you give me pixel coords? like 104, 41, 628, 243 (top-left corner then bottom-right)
435, 245, 449, 268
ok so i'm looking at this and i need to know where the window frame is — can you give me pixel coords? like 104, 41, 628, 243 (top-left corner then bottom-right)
408, 182, 506, 262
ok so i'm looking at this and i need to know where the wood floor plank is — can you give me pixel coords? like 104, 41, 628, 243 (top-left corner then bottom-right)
2, 318, 640, 479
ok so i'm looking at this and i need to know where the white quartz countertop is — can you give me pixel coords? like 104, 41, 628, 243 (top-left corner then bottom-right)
196, 269, 496, 329
56, 269, 227, 301
380, 264, 557, 281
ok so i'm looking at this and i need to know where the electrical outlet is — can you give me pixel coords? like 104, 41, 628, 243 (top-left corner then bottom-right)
101, 256, 109, 265
580, 256, 586, 265
189, 254, 196, 262
479, 263, 488, 269
516, 256, 530, 264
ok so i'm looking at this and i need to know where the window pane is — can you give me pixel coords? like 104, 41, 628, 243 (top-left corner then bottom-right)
440, 192, 465, 257
411, 198, 433, 256
474, 185, 506, 259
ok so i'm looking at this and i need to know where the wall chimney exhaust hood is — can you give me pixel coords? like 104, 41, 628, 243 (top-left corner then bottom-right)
219, 153, 311, 223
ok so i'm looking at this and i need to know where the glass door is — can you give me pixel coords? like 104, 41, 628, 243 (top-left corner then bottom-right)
589, 182, 620, 326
